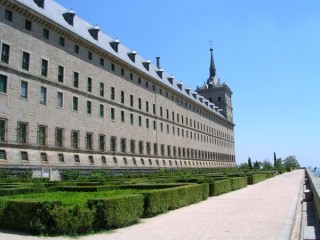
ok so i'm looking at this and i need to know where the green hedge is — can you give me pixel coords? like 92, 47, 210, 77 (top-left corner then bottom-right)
88, 194, 144, 230
247, 174, 267, 185
209, 179, 232, 196
143, 184, 208, 217
230, 177, 248, 191
0, 200, 60, 234
0, 187, 47, 196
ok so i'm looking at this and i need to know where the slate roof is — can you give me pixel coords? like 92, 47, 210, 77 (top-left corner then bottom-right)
17, 0, 226, 119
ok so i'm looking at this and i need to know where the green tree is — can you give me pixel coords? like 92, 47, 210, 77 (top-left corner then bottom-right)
254, 160, 261, 169
283, 156, 300, 169
273, 152, 277, 167
239, 162, 249, 169
263, 159, 272, 170
248, 157, 252, 169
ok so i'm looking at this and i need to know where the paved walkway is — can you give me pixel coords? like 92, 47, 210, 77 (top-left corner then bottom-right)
0, 170, 304, 240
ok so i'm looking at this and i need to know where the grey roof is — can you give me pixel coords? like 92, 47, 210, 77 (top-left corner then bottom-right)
17, 0, 225, 119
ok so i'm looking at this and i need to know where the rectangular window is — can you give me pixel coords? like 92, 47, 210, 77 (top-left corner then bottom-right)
40, 86, 47, 105
38, 125, 47, 146
145, 81, 149, 88
138, 78, 141, 84
71, 131, 79, 149
110, 136, 117, 152
73, 72, 79, 88
138, 116, 142, 126
121, 91, 124, 104
130, 113, 134, 125
1, 43, 10, 64
153, 120, 156, 130
121, 110, 125, 122
87, 100, 92, 114
43, 28, 49, 39
121, 138, 126, 153
21, 151, 28, 161
160, 122, 163, 132
146, 101, 149, 112
17, 122, 28, 143
100, 82, 104, 97
130, 140, 135, 154
153, 143, 158, 155
100, 58, 104, 66
41, 59, 48, 77
74, 155, 80, 163
57, 91, 63, 107
146, 142, 151, 155
130, 95, 133, 107
5, 9, 12, 21
146, 118, 149, 128
20, 80, 28, 99
22, 52, 30, 71
0, 150, 6, 160
153, 104, 156, 115
0, 119, 7, 142
72, 96, 78, 111
25, 19, 32, 31
111, 87, 115, 100
59, 37, 65, 47
121, 68, 124, 76
55, 128, 64, 147
130, 73, 133, 80
58, 153, 64, 162
111, 63, 115, 71
160, 107, 163, 117
167, 145, 171, 157
58, 65, 64, 83
138, 98, 141, 109
86, 132, 93, 150
99, 135, 106, 152
0, 75, 7, 94
139, 141, 143, 154
88, 51, 92, 60
74, 44, 79, 54
111, 107, 115, 120
161, 144, 165, 156
99, 104, 104, 117
87, 77, 92, 92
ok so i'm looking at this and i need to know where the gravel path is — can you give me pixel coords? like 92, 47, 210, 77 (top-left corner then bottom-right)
0, 169, 304, 240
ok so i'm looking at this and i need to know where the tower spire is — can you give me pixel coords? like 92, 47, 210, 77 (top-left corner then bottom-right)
209, 48, 216, 79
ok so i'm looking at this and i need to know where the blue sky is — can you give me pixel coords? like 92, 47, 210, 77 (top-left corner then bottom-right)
55, 0, 320, 167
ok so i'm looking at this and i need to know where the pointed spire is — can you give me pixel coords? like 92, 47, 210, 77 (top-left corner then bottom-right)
209, 48, 216, 78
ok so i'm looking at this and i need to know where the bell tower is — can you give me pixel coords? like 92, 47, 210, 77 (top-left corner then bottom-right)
196, 48, 233, 122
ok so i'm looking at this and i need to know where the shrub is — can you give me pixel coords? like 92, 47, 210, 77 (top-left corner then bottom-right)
0, 200, 60, 234
0, 187, 47, 196
88, 194, 144, 230
17, 170, 32, 179
247, 174, 267, 184
0, 169, 11, 179
230, 177, 248, 191
209, 179, 232, 196
143, 184, 207, 217
51, 204, 94, 235
61, 170, 80, 180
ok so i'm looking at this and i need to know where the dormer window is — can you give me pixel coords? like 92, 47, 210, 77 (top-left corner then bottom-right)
156, 68, 164, 79
110, 39, 120, 52
88, 26, 99, 40
185, 88, 191, 95
34, 0, 44, 8
167, 76, 174, 85
128, 50, 136, 63
177, 82, 183, 90
192, 93, 197, 99
142, 60, 151, 71
63, 10, 75, 26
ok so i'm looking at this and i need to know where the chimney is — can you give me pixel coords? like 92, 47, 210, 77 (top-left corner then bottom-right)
156, 57, 160, 68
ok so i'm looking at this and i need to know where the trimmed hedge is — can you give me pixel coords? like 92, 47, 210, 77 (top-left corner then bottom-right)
230, 177, 248, 191
143, 184, 208, 217
0, 187, 47, 196
88, 194, 144, 230
0, 200, 60, 234
209, 179, 232, 196
247, 174, 267, 185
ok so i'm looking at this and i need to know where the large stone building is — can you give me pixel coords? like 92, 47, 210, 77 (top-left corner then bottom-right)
0, 0, 236, 179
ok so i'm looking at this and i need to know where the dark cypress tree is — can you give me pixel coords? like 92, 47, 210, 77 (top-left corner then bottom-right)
248, 157, 252, 169
274, 152, 277, 167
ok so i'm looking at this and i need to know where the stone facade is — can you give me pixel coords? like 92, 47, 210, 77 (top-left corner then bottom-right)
0, 0, 236, 179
